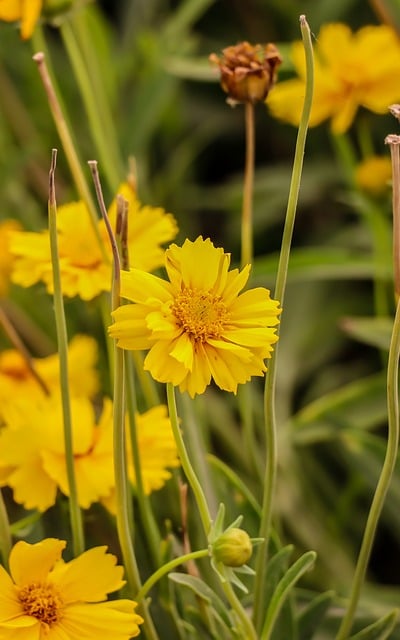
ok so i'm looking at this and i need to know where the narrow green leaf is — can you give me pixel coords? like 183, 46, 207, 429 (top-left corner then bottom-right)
297, 590, 335, 640
169, 573, 231, 627
349, 609, 398, 640
261, 551, 317, 640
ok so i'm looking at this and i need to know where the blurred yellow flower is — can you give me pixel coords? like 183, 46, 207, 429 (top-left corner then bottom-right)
0, 334, 99, 401
0, 395, 179, 511
0, 0, 42, 39
10, 182, 178, 300
0, 538, 143, 639
109, 236, 281, 397
267, 23, 400, 134
0, 395, 115, 511
354, 155, 392, 197
0, 219, 21, 297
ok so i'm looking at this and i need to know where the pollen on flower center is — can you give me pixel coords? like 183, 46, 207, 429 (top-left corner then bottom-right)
171, 288, 229, 341
18, 581, 64, 626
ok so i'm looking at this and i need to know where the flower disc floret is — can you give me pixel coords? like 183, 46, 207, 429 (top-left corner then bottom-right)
109, 236, 281, 397
18, 581, 64, 625
171, 288, 229, 341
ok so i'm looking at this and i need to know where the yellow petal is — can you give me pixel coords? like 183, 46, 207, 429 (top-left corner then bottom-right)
50, 546, 125, 603
20, 0, 42, 39
58, 600, 142, 639
9, 539, 66, 586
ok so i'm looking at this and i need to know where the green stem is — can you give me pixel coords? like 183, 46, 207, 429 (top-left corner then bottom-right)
252, 15, 314, 633
241, 100, 255, 269
60, 19, 121, 192
89, 161, 159, 640
136, 548, 209, 601
166, 383, 212, 535
335, 297, 400, 640
221, 575, 257, 640
0, 490, 11, 568
48, 150, 84, 556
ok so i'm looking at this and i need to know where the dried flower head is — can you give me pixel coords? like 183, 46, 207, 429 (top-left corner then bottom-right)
209, 41, 282, 105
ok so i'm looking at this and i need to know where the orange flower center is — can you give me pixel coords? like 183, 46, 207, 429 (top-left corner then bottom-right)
18, 582, 64, 627
171, 288, 229, 341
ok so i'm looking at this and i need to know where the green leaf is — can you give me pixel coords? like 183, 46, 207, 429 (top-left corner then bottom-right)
349, 609, 399, 639
261, 551, 317, 640
297, 590, 335, 640
168, 573, 231, 627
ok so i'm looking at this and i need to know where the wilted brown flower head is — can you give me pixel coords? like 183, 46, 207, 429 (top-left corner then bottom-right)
209, 41, 282, 105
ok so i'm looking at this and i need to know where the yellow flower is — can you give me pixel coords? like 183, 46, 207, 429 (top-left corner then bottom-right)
109, 236, 281, 397
0, 396, 179, 511
10, 182, 178, 300
0, 219, 21, 297
267, 23, 400, 134
0, 0, 42, 39
0, 334, 99, 402
355, 155, 392, 197
0, 396, 115, 511
0, 538, 143, 638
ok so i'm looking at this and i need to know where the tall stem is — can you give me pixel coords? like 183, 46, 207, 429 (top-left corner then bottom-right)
166, 383, 212, 535
335, 296, 400, 639
48, 150, 84, 556
241, 101, 255, 269
252, 15, 314, 632
89, 161, 159, 640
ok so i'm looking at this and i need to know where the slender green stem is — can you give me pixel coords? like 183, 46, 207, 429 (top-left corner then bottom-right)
89, 161, 159, 640
48, 150, 84, 556
221, 575, 257, 640
241, 101, 255, 269
335, 297, 400, 640
32, 36, 107, 262
253, 15, 314, 632
180, 394, 218, 517
60, 19, 121, 192
166, 383, 212, 535
0, 490, 11, 568
136, 549, 209, 601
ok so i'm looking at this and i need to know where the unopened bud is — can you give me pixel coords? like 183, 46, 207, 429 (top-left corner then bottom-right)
212, 528, 252, 567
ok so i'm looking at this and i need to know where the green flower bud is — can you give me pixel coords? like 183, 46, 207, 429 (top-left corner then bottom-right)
212, 528, 252, 567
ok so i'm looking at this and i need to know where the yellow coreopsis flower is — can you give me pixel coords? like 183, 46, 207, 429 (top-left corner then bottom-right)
0, 0, 42, 39
0, 219, 21, 297
267, 23, 400, 134
0, 395, 115, 511
10, 182, 178, 300
0, 538, 143, 639
109, 236, 281, 397
0, 396, 179, 511
0, 334, 99, 401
